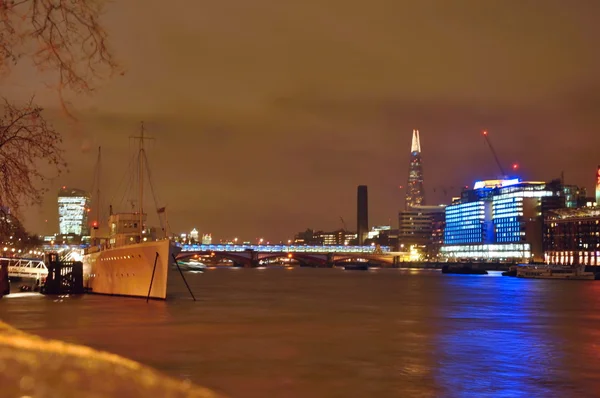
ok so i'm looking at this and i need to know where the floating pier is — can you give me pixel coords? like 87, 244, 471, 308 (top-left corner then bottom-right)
41, 253, 84, 295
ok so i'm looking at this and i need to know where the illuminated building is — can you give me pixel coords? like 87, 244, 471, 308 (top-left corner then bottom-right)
562, 184, 588, 208
321, 230, 349, 245
357, 185, 368, 245
201, 233, 212, 245
398, 205, 446, 259
544, 206, 600, 266
405, 129, 425, 209
596, 166, 600, 205
441, 179, 562, 262
293, 229, 317, 245
367, 225, 391, 240
190, 228, 199, 242
294, 229, 357, 246
58, 187, 91, 236
444, 201, 491, 245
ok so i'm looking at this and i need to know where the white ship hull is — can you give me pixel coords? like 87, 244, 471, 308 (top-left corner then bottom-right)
83, 240, 179, 299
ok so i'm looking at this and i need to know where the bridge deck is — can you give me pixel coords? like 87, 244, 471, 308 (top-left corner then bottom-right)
180, 244, 391, 254
2, 258, 47, 279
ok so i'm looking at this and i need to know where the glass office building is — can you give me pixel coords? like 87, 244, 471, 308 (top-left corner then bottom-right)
441, 179, 559, 262
444, 202, 489, 245
58, 187, 91, 236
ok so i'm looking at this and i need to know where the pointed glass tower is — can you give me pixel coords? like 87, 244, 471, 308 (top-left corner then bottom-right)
405, 129, 425, 209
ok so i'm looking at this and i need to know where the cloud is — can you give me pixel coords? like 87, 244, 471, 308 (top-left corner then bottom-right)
10, 0, 600, 240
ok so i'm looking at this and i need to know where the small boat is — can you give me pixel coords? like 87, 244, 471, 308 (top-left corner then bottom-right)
441, 264, 488, 275
516, 264, 596, 280
343, 262, 370, 271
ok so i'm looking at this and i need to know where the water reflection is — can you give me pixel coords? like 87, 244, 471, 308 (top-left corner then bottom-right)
433, 274, 596, 397
2, 269, 600, 397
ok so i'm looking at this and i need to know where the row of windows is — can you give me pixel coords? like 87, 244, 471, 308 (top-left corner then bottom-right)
444, 229, 483, 245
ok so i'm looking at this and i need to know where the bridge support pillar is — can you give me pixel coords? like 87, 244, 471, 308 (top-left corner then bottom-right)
326, 253, 335, 268
248, 250, 260, 268
0, 259, 8, 297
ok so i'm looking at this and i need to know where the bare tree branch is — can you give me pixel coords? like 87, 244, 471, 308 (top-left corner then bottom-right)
0, 98, 66, 214
0, 0, 115, 237
1, 0, 118, 93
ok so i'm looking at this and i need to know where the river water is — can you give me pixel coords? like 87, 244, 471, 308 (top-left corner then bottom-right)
1, 268, 599, 398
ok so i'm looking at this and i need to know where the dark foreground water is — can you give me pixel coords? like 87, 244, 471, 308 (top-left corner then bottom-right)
2, 268, 600, 398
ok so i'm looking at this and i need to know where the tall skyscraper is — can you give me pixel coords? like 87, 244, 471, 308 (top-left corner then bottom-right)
357, 185, 368, 245
405, 129, 425, 209
58, 187, 91, 236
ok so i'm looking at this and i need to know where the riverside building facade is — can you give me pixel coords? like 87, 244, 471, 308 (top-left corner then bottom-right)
441, 179, 563, 262
544, 206, 600, 266
398, 205, 446, 259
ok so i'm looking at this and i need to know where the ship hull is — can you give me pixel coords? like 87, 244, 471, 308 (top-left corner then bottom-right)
83, 240, 178, 299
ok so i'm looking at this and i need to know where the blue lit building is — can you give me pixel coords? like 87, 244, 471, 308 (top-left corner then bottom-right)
444, 201, 491, 245
441, 179, 561, 262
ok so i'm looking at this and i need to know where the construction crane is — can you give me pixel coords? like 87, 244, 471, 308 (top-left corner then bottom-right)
481, 130, 507, 178
339, 216, 347, 231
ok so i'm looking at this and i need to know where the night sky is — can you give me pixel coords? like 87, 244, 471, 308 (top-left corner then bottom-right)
5, 0, 600, 241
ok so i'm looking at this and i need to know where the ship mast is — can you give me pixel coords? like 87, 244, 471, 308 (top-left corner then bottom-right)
138, 122, 145, 241
96, 146, 101, 228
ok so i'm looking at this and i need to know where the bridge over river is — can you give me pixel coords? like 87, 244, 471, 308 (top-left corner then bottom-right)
177, 244, 410, 267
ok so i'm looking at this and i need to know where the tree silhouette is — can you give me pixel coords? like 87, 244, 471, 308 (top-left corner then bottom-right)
0, 0, 117, 234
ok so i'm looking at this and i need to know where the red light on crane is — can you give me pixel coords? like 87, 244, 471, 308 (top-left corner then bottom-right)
512, 163, 519, 170
482, 130, 488, 136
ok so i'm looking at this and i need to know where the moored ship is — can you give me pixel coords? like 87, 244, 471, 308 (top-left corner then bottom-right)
82, 124, 179, 299
516, 264, 596, 280
83, 216, 179, 299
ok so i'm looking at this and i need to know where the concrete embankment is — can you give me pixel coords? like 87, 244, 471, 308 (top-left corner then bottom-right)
0, 320, 222, 398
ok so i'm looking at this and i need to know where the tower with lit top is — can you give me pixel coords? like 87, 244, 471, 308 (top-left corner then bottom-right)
405, 129, 425, 209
